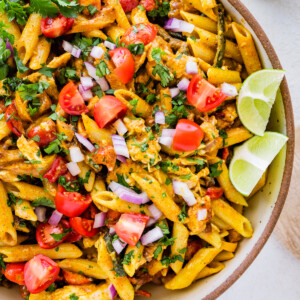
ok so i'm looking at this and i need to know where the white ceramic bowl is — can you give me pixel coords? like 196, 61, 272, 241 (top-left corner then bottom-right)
0, 0, 294, 299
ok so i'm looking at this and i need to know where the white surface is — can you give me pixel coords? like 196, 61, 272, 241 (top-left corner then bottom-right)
221, 0, 300, 299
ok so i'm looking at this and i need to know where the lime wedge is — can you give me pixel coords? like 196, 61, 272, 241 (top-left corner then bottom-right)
237, 69, 285, 136
229, 132, 288, 196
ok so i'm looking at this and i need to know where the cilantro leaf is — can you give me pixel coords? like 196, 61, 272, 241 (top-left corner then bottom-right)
209, 161, 223, 178
69, 294, 79, 300
30, 0, 59, 18
148, 1, 170, 18
0, 20, 15, 44
152, 63, 173, 87
13, 48, 28, 73
50, 228, 72, 241
39, 66, 57, 77
96, 60, 110, 78
31, 197, 56, 209
151, 48, 166, 63
0, 0, 31, 25
122, 250, 135, 265
153, 245, 162, 259
126, 43, 144, 55
178, 203, 188, 223
0, 254, 6, 270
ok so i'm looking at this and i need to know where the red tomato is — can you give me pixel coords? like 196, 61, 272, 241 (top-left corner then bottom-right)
206, 187, 224, 200
115, 213, 149, 246
109, 47, 135, 84
43, 156, 68, 183
94, 96, 127, 128
4, 263, 25, 285
69, 217, 99, 237
81, 203, 99, 220
222, 147, 230, 161
5, 103, 24, 137
187, 75, 227, 112
24, 255, 60, 294
59, 81, 88, 115
121, 23, 157, 45
27, 119, 57, 147
55, 185, 92, 218
41, 14, 74, 38
140, 0, 157, 11
119, 0, 139, 12
36, 220, 70, 249
62, 270, 92, 285
172, 119, 204, 152
64, 230, 82, 243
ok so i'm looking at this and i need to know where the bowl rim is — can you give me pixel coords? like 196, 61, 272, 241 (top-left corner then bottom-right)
204, 1, 295, 299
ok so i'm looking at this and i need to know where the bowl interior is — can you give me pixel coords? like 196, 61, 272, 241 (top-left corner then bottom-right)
0, 1, 291, 300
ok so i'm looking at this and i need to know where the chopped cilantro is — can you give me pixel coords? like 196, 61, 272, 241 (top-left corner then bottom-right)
148, 1, 170, 18
151, 48, 166, 63
178, 203, 188, 223
50, 228, 72, 241
126, 43, 145, 55
0, 254, 6, 270
96, 60, 110, 78
122, 250, 135, 265
152, 63, 173, 87
69, 293, 79, 300
31, 197, 56, 209
165, 178, 172, 185
0, 0, 32, 25
153, 245, 162, 259
39, 66, 57, 77
209, 161, 223, 178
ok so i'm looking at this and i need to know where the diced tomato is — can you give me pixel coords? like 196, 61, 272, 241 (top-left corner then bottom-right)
59, 81, 88, 115
5, 102, 24, 137
119, 0, 139, 12
36, 219, 70, 249
109, 47, 135, 84
81, 203, 99, 220
140, 0, 157, 11
172, 119, 204, 152
115, 213, 149, 246
222, 147, 230, 161
206, 187, 224, 200
64, 230, 82, 243
62, 270, 92, 285
69, 217, 99, 237
4, 263, 25, 285
94, 96, 127, 128
55, 185, 92, 218
106, 209, 121, 226
91, 145, 117, 171
121, 23, 157, 45
27, 119, 57, 147
187, 75, 227, 112
41, 14, 74, 38
24, 255, 59, 294
43, 156, 68, 183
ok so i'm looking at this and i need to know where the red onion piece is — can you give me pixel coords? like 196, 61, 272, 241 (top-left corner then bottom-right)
173, 180, 197, 206
116, 155, 127, 163
164, 18, 195, 33
75, 132, 96, 152
70, 146, 84, 163
109, 226, 116, 235
146, 217, 156, 228
111, 135, 130, 158
114, 119, 128, 136
140, 191, 150, 204
62, 40, 73, 53
35, 206, 46, 222
141, 227, 164, 245
112, 238, 127, 254
108, 283, 117, 299
221, 83, 238, 97
119, 192, 144, 205
170, 87, 180, 98
104, 40, 116, 50
48, 210, 63, 226
71, 46, 81, 58
67, 162, 81, 176
158, 136, 173, 148
90, 46, 104, 59
80, 77, 94, 91
197, 209, 207, 221
161, 129, 176, 138
186, 61, 198, 74
148, 204, 163, 220
177, 78, 190, 91
155, 110, 165, 125
96, 77, 110, 91
93, 212, 106, 228
85, 62, 98, 79
78, 84, 93, 101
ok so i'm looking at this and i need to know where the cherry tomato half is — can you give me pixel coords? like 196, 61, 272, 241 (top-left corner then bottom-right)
5, 103, 24, 137
119, 0, 139, 12
4, 263, 25, 285
94, 96, 127, 129
41, 14, 74, 38
55, 185, 92, 218
187, 75, 227, 112
27, 119, 57, 147
59, 81, 88, 115
69, 217, 99, 237
206, 187, 224, 200
62, 270, 92, 285
121, 23, 157, 45
115, 213, 149, 246
109, 47, 135, 84
43, 156, 67, 183
36, 220, 70, 249
140, 0, 157, 11
24, 255, 60, 294
172, 119, 204, 152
